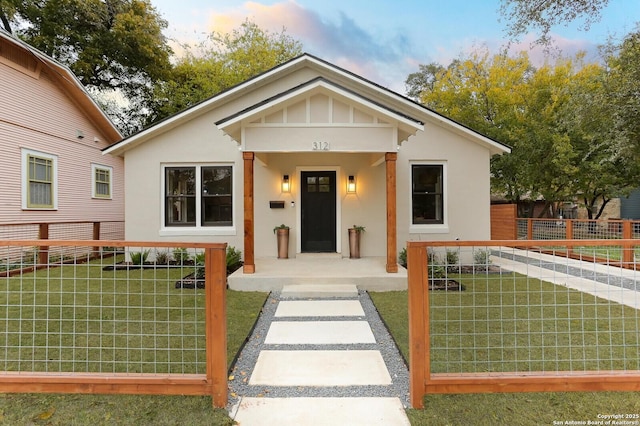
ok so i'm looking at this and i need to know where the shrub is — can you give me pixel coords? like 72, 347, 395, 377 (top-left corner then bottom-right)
226, 246, 243, 274
473, 248, 492, 270
445, 249, 459, 272
130, 250, 149, 265
194, 251, 205, 279
155, 250, 169, 265
398, 247, 407, 268
173, 247, 190, 263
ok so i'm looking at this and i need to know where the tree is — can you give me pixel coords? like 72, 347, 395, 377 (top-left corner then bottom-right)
407, 47, 638, 218
500, 0, 610, 44
150, 20, 303, 123
0, 0, 173, 134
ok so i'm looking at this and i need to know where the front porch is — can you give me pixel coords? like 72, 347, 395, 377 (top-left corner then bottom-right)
227, 255, 407, 292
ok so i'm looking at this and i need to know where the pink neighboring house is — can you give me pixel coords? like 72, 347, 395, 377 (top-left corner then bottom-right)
0, 30, 123, 229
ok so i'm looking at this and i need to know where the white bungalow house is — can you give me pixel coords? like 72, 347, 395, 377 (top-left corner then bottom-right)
104, 54, 510, 288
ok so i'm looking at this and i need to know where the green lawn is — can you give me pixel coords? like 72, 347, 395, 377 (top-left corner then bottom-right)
0, 259, 267, 425
370, 286, 640, 426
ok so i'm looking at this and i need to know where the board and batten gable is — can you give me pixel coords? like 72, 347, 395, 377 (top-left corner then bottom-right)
0, 31, 123, 225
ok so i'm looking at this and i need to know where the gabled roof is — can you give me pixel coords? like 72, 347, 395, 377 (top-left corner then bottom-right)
104, 53, 510, 156
216, 77, 424, 145
0, 29, 122, 142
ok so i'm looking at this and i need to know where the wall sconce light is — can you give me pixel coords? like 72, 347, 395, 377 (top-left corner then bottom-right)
282, 174, 290, 193
347, 175, 356, 193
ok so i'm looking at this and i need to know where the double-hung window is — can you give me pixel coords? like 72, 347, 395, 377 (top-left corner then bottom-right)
22, 149, 57, 210
92, 164, 112, 199
165, 165, 232, 228
411, 164, 444, 225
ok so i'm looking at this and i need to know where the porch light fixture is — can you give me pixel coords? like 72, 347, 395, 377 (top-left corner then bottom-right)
282, 174, 290, 193
347, 175, 356, 193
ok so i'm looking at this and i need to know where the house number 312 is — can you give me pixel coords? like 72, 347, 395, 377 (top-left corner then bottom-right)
312, 141, 330, 151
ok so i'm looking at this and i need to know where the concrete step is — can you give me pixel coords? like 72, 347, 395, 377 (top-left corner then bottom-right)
232, 397, 410, 426
280, 284, 358, 298
264, 321, 375, 345
249, 350, 392, 386
274, 300, 365, 317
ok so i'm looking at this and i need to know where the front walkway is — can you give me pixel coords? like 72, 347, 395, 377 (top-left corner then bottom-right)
492, 247, 640, 309
227, 285, 410, 425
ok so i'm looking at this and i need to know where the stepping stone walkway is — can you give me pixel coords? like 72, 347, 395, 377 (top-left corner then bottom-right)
228, 285, 410, 425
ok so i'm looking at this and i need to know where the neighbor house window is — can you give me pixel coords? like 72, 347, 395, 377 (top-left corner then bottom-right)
412, 164, 444, 225
165, 165, 232, 227
92, 164, 112, 199
22, 149, 57, 209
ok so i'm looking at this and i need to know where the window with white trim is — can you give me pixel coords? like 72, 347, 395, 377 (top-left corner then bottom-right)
411, 164, 444, 225
92, 164, 112, 199
164, 165, 233, 227
22, 149, 57, 210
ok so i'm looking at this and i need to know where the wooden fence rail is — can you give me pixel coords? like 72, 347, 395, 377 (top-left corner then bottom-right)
407, 239, 640, 408
0, 240, 228, 408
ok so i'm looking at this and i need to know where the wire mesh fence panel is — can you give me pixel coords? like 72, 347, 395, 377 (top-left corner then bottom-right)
100, 221, 125, 241
425, 244, 640, 375
0, 244, 208, 375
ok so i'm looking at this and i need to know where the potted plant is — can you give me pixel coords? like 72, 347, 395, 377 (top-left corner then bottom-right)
273, 224, 290, 259
348, 225, 365, 259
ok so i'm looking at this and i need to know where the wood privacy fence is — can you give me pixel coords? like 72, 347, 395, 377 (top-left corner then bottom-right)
490, 204, 517, 240
0, 240, 228, 408
407, 240, 640, 408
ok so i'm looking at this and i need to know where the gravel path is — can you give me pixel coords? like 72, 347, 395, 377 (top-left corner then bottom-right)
227, 290, 410, 411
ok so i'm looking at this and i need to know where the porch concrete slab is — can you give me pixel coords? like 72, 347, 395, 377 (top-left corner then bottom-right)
249, 350, 392, 386
274, 300, 365, 317
281, 284, 358, 298
232, 397, 410, 426
227, 256, 407, 292
264, 321, 375, 344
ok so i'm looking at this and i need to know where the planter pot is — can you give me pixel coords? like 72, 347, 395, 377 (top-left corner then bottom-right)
348, 228, 361, 259
276, 228, 289, 259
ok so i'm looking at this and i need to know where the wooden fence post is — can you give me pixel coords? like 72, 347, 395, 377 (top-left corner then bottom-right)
566, 219, 573, 257
407, 242, 428, 409
92, 222, 101, 255
38, 223, 49, 265
205, 245, 228, 408
622, 220, 634, 267
527, 219, 534, 240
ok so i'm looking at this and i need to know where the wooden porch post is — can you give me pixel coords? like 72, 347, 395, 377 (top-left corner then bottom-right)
386, 152, 398, 273
243, 152, 255, 273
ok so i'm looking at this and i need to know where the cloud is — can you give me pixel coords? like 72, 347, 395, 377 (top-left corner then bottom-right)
204, 0, 417, 91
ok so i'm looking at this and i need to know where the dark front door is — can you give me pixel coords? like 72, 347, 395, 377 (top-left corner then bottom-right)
301, 171, 336, 252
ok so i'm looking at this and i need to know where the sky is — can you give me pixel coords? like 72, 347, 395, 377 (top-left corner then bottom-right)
150, 0, 640, 93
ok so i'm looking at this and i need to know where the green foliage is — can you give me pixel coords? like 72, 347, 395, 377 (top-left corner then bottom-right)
151, 20, 302, 123
445, 249, 459, 266
398, 248, 407, 268
407, 47, 640, 218
273, 224, 289, 234
155, 250, 169, 265
172, 247, 190, 263
500, 0, 609, 45
473, 248, 492, 269
1, 0, 173, 135
194, 252, 205, 279
130, 250, 149, 265
351, 225, 366, 233
226, 246, 243, 275
427, 249, 446, 279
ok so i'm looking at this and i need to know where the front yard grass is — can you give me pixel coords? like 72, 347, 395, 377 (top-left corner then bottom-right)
370, 283, 640, 426
0, 259, 267, 425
